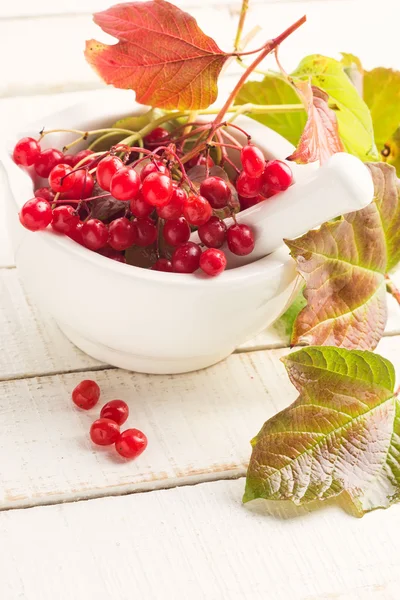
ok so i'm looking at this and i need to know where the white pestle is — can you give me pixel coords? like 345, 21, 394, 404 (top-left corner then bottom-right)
190, 152, 375, 269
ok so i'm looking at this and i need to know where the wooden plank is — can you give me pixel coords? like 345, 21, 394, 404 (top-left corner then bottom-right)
1, 334, 400, 510
1, 477, 399, 600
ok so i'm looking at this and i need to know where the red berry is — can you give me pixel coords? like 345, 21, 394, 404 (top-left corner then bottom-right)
183, 194, 212, 226
198, 216, 227, 248
97, 155, 123, 192
97, 247, 126, 263
72, 379, 100, 410
140, 160, 168, 182
110, 167, 140, 201
49, 163, 76, 193
152, 258, 173, 272
163, 217, 190, 247
34, 187, 55, 202
172, 242, 201, 273
115, 428, 148, 459
108, 217, 136, 251
63, 169, 94, 200
51, 205, 80, 234
81, 219, 108, 250
34, 148, 64, 178
19, 197, 53, 231
261, 160, 293, 193
157, 185, 186, 219
186, 154, 214, 169
61, 155, 75, 167
141, 172, 173, 207
241, 145, 265, 178
13, 137, 40, 166
143, 127, 169, 148
238, 194, 262, 210
100, 399, 129, 426
90, 418, 120, 446
200, 248, 227, 276
236, 171, 261, 198
200, 177, 231, 209
227, 224, 255, 256
132, 217, 157, 247
130, 190, 154, 218
71, 149, 94, 167
67, 221, 84, 245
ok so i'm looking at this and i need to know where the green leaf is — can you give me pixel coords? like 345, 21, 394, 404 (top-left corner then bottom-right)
272, 289, 306, 339
244, 346, 400, 516
364, 68, 400, 155
384, 127, 400, 177
286, 162, 400, 349
291, 55, 378, 161
235, 74, 306, 145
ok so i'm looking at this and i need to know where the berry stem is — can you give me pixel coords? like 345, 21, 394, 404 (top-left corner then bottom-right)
234, 0, 250, 52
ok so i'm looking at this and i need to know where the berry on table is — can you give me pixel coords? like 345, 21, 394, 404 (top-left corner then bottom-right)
130, 190, 154, 218
236, 171, 261, 198
143, 126, 169, 148
200, 248, 227, 276
72, 379, 100, 410
183, 194, 212, 226
152, 258, 173, 272
163, 217, 190, 246
157, 185, 186, 220
34, 148, 64, 178
227, 224, 255, 256
131, 217, 158, 247
100, 399, 129, 426
19, 197, 53, 231
241, 145, 265, 178
108, 217, 136, 251
51, 205, 80, 235
141, 172, 173, 207
81, 219, 109, 251
97, 155, 123, 192
198, 216, 227, 248
49, 163, 76, 193
90, 418, 120, 446
115, 428, 148, 459
200, 176, 231, 209
261, 160, 293, 193
13, 137, 41, 166
172, 242, 201, 273
110, 167, 140, 201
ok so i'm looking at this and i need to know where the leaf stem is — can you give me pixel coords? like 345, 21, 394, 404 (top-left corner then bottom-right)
234, 0, 250, 52
385, 274, 400, 306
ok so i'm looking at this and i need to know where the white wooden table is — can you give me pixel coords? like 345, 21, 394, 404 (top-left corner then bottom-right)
2, 1, 400, 598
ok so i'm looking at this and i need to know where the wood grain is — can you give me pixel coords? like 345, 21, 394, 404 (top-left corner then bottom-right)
1, 477, 399, 600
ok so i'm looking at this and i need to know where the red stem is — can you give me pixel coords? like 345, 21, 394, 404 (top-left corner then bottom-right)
386, 274, 400, 306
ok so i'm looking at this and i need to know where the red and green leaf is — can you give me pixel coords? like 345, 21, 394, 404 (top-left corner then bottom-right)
85, 0, 230, 110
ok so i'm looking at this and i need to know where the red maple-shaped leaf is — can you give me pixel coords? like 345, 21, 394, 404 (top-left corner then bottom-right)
85, 0, 230, 110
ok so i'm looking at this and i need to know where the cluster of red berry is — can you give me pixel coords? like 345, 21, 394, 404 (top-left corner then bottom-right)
13, 126, 293, 276
72, 379, 147, 459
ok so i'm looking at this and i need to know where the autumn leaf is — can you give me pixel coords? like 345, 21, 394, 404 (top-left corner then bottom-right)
85, 0, 230, 110
287, 83, 344, 164
244, 346, 400, 516
286, 163, 400, 350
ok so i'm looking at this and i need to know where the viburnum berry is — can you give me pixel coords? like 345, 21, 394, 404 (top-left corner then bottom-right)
152, 258, 173, 272
172, 242, 201, 273
183, 194, 212, 226
143, 127, 169, 148
140, 160, 168, 182
238, 194, 262, 211
51, 205, 80, 235
132, 217, 157, 247
200, 176, 231, 209
141, 172, 173, 207
34, 148, 64, 178
96, 155, 123, 192
115, 428, 148, 459
108, 217, 136, 251
110, 167, 140, 201
157, 185, 186, 219
241, 145, 265, 178
48, 163, 76, 193
34, 187, 55, 202
63, 169, 94, 199
236, 171, 261, 198
261, 160, 293, 193
163, 216, 190, 247
130, 190, 153, 218
70, 149, 94, 167
19, 197, 53, 231
198, 216, 227, 248
90, 418, 120, 446
13, 137, 41, 166
67, 221, 84, 245
97, 247, 127, 263
186, 153, 214, 169
200, 248, 227, 276
72, 379, 100, 410
227, 224, 255, 256
100, 399, 129, 426
81, 219, 108, 251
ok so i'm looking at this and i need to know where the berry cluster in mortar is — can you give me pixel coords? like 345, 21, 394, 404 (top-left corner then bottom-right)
13, 122, 293, 277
